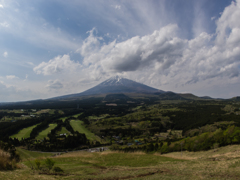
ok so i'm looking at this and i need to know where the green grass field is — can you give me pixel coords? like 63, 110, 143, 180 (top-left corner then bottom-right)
57, 127, 70, 135
58, 113, 82, 122
2, 145, 240, 180
16, 147, 53, 160
59, 116, 68, 122
36, 124, 57, 140
10, 124, 39, 139
70, 120, 102, 141
73, 113, 82, 118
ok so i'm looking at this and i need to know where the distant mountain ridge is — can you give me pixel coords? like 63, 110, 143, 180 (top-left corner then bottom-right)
0, 76, 233, 109
54, 76, 164, 99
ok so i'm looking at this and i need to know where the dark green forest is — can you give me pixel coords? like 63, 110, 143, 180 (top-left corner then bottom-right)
0, 94, 240, 154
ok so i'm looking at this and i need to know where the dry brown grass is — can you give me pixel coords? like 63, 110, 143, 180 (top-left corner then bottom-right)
0, 149, 18, 170
54, 151, 94, 158
100, 150, 146, 155
162, 145, 240, 161
4, 145, 240, 179
56, 150, 146, 159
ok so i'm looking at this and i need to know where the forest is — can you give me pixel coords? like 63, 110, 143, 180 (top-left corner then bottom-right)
0, 95, 239, 155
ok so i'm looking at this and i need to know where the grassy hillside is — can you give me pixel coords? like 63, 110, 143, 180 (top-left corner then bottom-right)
16, 147, 53, 160
70, 120, 102, 141
56, 127, 70, 135
10, 124, 39, 139
1, 145, 240, 179
36, 124, 57, 140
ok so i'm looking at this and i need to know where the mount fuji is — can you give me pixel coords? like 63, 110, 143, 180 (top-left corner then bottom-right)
55, 76, 164, 99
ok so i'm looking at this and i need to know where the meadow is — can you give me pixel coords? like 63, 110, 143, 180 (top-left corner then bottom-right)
70, 120, 102, 142
36, 124, 58, 140
1, 145, 240, 179
11, 124, 39, 139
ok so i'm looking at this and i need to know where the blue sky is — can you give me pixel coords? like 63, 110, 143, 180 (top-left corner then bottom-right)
0, 0, 240, 102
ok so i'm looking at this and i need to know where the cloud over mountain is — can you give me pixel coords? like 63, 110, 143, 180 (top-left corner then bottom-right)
1, 0, 240, 101
76, 0, 240, 85
34, 55, 81, 75
30, 0, 240, 100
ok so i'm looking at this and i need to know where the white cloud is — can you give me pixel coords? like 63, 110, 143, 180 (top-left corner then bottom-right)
27, 62, 34, 66
33, 54, 81, 75
0, 4, 3, 8
211, 16, 216, 21
73, 0, 240, 98
80, 24, 185, 74
0, 81, 43, 102
6, 75, 18, 80
115, 5, 121, 9
46, 79, 63, 90
77, 28, 103, 58
8, 0, 239, 100
23, 74, 28, 82
0, 22, 9, 28
3, 51, 8, 57
0, 2, 79, 52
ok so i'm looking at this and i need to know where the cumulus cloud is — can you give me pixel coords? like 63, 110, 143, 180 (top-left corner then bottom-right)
78, 28, 103, 58
0, 81, 42, 102
32, 0, 240, 99
3, 51, 8, 57
80, 25, 186, 74
76, 0, 240, 89
46, 79, 63, 90
34, 54, 81, 75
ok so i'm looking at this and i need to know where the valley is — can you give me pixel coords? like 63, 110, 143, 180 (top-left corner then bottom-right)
2, 0, 240, 179
0, 77, 240, 179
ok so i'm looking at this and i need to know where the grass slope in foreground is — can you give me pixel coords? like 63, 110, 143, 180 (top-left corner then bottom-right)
70, 120, 101, 141
16, 147, 53, 160
2, 145, 240, 180
36, 124, 57, 140
10, 124, 39, 139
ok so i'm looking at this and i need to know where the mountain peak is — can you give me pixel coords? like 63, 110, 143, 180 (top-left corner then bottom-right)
51, 76, 164, 99
109, 75, 123, 81
101, 76, 126, 86
81, 76, 163, 96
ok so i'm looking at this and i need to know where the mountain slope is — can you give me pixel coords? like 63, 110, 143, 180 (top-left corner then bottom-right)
55, 76, 164, 99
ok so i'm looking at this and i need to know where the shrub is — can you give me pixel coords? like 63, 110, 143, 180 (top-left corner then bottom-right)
0, 149, 17, 170
45, 158, 55, 170
53, 166, 64, 173
35, 159, 41, 169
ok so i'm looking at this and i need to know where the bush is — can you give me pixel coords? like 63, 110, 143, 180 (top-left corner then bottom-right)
45, 158, 55, 170
53, 166, 64, 173
0, 149, 17, 170
35, 159, 41, 170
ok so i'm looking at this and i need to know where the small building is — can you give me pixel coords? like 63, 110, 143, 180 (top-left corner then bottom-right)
59, 133, 67, 136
